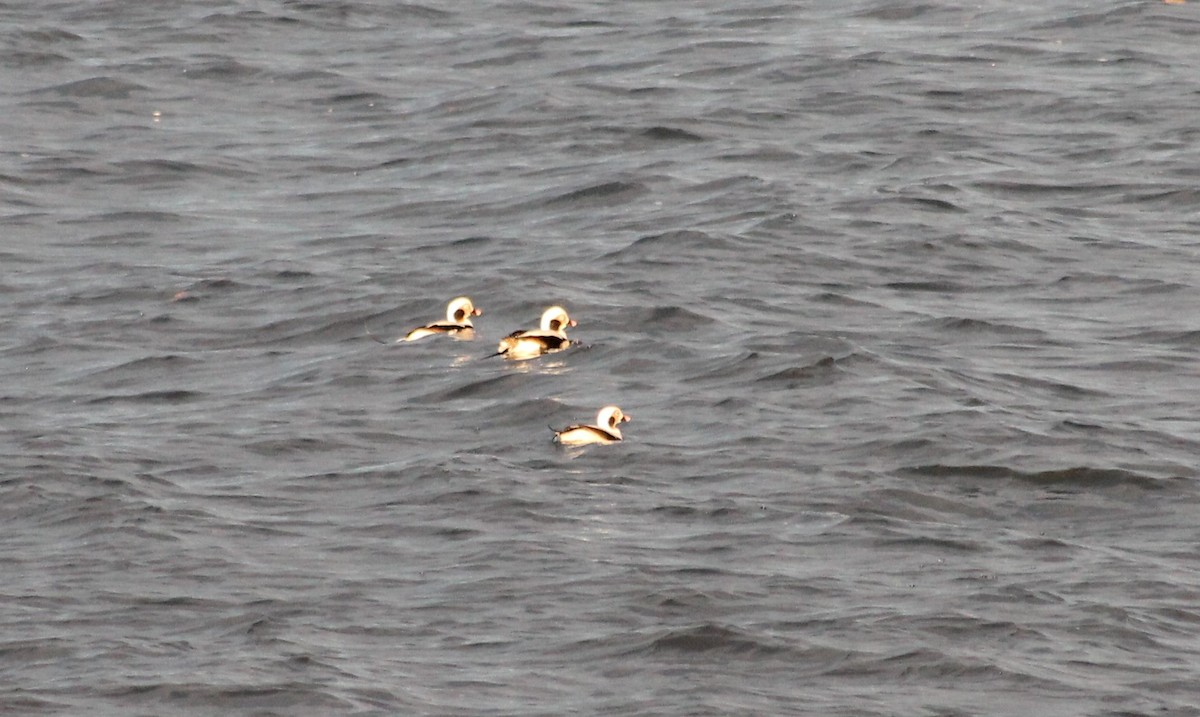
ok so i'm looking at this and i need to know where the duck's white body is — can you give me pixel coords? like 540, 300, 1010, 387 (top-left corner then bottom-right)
495, 305, 576, 359
403, 296, 481, 341
552, 405, 629, 446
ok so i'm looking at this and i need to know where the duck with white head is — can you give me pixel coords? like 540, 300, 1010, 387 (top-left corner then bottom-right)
494, 305, 577, 359
551, 405, 630, 446
402, 296, 482, 342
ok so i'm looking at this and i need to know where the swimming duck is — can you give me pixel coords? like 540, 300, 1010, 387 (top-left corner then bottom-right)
551, 405, 630, 446
402, 296, 481, 341
494, 305, 576, 359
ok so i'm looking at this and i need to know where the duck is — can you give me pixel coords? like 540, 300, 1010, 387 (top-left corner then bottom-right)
402, 296, 481, 341
552, 405, 630, 446
493, 305, 576, 360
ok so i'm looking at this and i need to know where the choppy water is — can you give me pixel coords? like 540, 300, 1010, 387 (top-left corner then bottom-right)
4, 1, 1200, 715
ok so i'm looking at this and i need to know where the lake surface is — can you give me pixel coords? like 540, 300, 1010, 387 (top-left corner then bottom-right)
3, 1, 1200, 715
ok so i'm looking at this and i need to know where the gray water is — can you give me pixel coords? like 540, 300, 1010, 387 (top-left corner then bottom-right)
4, 1, 1200, 715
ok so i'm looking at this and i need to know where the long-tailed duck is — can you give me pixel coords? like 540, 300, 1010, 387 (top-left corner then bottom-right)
552, 405, 629, 446
402, 296, 481, 341
493, 305, 577, 359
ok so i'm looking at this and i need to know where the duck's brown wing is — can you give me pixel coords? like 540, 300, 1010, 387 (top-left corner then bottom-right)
405, 323, 471, 341
553, 424, 620, 444
525, 333, 569, 349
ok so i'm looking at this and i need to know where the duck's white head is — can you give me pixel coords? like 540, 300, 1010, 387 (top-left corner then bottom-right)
447, 296, 481, 325
540, 305, 577, 333
596, 405, 630, 435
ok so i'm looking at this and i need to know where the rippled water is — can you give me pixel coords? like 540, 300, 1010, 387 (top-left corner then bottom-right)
4, 1, 1200, 715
